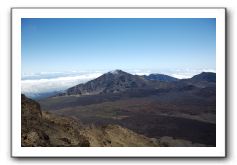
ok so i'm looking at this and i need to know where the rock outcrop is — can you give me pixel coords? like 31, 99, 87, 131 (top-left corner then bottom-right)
21, 94, 160, 147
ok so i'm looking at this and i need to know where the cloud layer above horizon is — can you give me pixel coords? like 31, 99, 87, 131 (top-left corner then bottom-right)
21, 69, 215, 97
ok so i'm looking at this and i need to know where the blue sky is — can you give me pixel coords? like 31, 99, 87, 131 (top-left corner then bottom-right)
21, 18, 216, 73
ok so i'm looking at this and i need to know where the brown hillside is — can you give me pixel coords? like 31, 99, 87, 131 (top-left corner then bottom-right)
21, 94, 160, 147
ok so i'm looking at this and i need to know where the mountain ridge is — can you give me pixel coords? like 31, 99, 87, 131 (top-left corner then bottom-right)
55, 70, 215, 97
58, 69, 151, 96
38, 70, 216, 146
142, 73, 178, 82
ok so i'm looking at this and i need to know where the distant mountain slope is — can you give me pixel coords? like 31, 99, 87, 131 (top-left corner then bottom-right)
142, 74, 178, 82
190, 72, 216, 82
38, 71, 216, 146
56, 70, 216, 97
24, 91, 61, 100
180, 72, 216, 88
60, 70, 151, 96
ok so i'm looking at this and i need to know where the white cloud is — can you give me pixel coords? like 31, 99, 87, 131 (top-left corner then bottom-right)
129, 69, 152, 76
21, 68, 216, 97
168, 68, 216, 79
21, 72, 102, 94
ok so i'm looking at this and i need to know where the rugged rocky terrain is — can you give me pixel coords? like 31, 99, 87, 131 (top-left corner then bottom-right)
58, 70, 152, 96
38, 70, 216, 147
56, 71, 215, 97
22, 93, 208, 147
22, 94, 88, 147
21, 94, 162, 147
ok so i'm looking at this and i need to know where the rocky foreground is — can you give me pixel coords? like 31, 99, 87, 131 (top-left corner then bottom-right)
22, 94, 209, 147
21, 94, 161, 147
